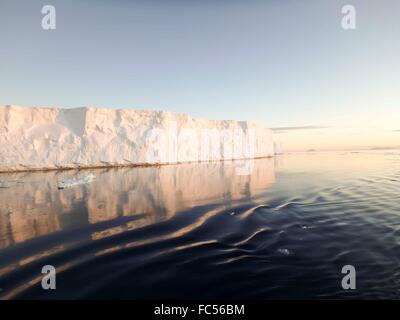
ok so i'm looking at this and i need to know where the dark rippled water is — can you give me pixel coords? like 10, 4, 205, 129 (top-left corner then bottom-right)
1, 151, 400, 299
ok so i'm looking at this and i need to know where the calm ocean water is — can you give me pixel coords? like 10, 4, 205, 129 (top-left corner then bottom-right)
1, 151, 400, 299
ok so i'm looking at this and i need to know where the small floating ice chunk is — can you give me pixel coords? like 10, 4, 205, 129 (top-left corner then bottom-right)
57, 173, 96, 189
277, 248, 291, 256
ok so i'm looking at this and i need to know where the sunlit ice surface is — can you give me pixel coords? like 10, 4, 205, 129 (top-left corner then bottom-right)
0, 151, 400, 299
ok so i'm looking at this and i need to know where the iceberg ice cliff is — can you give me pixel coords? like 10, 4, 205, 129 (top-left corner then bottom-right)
0, 105, 275, 172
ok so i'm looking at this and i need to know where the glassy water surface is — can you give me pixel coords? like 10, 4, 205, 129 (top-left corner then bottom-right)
1, 152, 400, 299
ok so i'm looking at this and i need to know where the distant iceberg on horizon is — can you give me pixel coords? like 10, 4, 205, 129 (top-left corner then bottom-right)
0, 105, 277, 172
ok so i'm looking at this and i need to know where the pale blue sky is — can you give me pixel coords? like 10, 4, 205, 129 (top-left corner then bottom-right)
0, 0, 399, 133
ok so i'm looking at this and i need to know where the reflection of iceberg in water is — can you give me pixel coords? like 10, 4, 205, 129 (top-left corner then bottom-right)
0, 158, 275, 250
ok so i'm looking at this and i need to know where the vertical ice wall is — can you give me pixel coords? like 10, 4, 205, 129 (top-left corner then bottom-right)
0, 105, 275, 172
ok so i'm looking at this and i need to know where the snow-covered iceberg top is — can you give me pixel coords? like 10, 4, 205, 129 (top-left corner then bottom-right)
0, 105, 275, 172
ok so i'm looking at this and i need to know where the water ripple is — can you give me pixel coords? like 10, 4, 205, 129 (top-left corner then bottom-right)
1, 154, 400, 299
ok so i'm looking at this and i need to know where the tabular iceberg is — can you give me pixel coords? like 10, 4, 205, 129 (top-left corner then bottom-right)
0, 105, 276, 172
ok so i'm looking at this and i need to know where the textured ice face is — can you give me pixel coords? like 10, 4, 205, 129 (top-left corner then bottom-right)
0, 105, 275, 172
